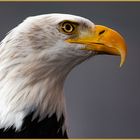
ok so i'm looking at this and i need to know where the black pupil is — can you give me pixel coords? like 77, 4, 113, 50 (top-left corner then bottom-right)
65, 24, 72, 31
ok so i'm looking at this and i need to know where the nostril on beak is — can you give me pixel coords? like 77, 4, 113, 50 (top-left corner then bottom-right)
99, 30, 105, 36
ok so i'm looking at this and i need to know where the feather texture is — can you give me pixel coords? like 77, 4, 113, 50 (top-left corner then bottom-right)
0, 13, 94, 131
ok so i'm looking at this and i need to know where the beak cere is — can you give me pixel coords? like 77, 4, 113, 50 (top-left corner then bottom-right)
66, 25, 127, 67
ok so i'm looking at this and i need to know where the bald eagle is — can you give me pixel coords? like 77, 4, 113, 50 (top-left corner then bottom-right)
0, 14, 127, 138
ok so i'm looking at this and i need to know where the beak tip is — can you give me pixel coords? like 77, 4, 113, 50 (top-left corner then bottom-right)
119, 54, 126, 68
119, 63, 123, 68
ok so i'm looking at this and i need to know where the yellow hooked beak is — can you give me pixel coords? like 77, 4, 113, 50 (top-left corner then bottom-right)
66, 25, 127, 67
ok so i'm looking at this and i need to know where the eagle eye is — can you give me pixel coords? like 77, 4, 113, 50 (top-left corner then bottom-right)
60, 21, 76, 34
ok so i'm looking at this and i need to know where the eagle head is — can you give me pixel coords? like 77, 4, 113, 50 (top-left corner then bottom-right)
0, 13, 127, 131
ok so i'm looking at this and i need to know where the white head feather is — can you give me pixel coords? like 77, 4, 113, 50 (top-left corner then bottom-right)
0, 13, 95, 131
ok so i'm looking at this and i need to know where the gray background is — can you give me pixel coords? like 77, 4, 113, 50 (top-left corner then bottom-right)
0, 2, 139, 138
